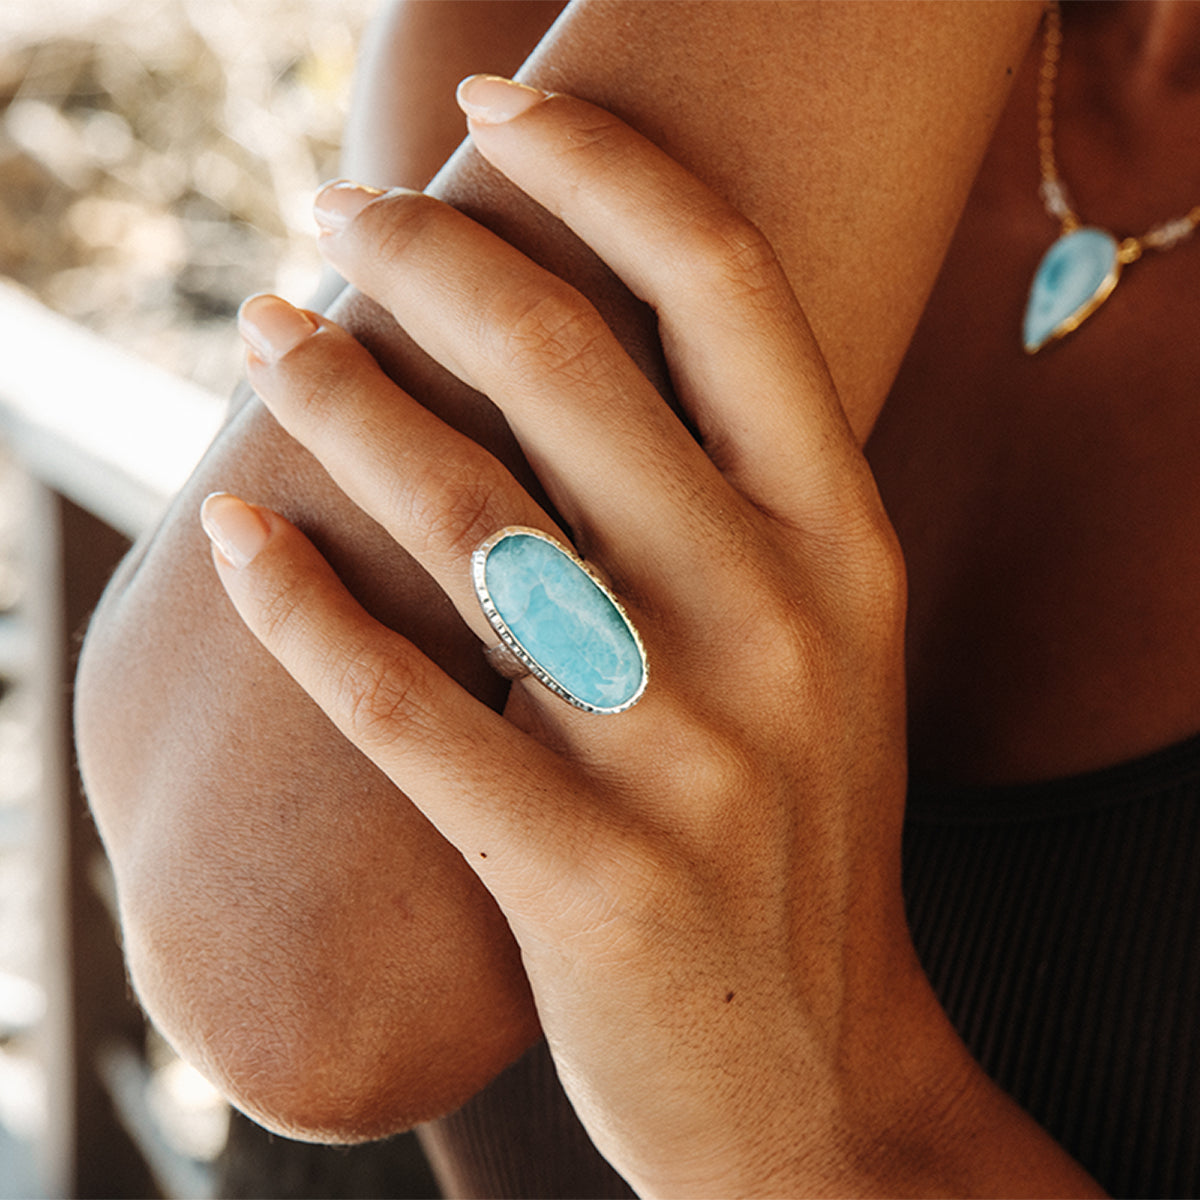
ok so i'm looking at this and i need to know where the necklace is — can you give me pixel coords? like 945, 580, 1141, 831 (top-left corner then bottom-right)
1023, 2, 1200, 354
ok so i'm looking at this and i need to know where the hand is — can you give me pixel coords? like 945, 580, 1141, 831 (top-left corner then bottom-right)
199, 77, 1086, 1198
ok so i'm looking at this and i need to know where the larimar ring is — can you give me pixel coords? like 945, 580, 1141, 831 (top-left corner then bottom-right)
471, 527, 648, 714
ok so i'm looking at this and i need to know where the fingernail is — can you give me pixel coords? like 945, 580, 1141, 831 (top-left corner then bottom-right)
313, 179, 385, 233
201, 492, 270, 569
456, 75, 549, 124
238, 294, 317, 364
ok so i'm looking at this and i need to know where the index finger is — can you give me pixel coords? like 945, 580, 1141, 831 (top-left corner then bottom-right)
457, 77, 877, 529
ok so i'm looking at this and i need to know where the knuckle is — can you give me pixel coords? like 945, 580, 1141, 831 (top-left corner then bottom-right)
398, 455, 509, 563
495, 286, 614, 390
700, 551, 833, 692
851, 517, 909, 627
553, 110, 639, 184
254, 570, 317, 650
582, 837, 689, 956
330, 645, 421, 751
749, 595, 826, 684
272, 342, 356, 429
795, 469, 909, 636
680, 204, 785, 304
670, 730, 760, 823
358, 191, 443, 270
825, 497, 909, 633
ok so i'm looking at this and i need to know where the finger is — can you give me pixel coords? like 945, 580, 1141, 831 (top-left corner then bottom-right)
236, 293, 555, 646
310, 182, 742, 579
456, 78, 878, 526
198, 491, 601, 894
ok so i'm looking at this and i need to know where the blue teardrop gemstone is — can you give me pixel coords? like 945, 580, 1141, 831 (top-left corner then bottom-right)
1023, 227, 1120, 354
474, 529, 647, 713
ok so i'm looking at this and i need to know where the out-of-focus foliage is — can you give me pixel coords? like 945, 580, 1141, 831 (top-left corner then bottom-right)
0, 0, 374, 395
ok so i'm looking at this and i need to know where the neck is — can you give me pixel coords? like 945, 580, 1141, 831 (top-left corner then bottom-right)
1067, 1, 1200, 97
1140, 1, 1200, 90
1053, 0, 1200, 221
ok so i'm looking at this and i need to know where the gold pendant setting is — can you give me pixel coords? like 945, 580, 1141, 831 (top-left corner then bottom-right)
1022, 226, 1124, 354
1027, 6, 1200, 356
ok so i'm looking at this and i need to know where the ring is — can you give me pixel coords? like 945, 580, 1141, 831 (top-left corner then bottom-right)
471, 526, 648, 714
483, 642, 531, 681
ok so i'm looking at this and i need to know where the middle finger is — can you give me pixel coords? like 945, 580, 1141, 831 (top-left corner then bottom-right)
238, 293, 559, 646
312, 184, 746, 575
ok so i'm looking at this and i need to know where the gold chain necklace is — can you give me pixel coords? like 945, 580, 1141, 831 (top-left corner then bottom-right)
1023, 1, 1200, 353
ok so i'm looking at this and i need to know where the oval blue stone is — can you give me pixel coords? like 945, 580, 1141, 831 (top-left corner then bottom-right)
478, 530, 646, 713
1023, 227, 1119, 353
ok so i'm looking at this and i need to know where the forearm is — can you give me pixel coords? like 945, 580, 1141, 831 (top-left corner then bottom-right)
77, 0, 1041, 1144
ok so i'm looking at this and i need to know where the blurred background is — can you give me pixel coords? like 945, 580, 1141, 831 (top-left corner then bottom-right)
1, 0, 369, 394
0, 1, 445, 1195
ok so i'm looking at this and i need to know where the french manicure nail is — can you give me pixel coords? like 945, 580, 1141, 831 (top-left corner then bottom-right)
456, 74, 549, 124
201, 492, 270, 569
313, 179, 385, 233
238, 294, 316, 364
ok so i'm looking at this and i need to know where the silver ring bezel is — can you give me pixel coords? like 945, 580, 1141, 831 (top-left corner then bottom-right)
471, 526, 648, 715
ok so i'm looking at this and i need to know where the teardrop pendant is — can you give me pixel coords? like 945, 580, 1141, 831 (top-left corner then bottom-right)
1023, 227, 1122, 354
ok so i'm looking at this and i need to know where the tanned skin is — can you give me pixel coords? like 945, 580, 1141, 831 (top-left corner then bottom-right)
76, 1, 1200, 1188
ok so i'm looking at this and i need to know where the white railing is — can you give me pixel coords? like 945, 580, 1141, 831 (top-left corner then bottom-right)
0, 279, 224, 1198
0, 281, 224, 542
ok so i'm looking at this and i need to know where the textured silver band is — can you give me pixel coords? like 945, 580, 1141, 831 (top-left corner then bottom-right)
483, 641, 531, 681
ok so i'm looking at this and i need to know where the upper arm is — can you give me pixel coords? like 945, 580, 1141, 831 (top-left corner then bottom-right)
343, 0, 569, 190
458, 0, 1040, 437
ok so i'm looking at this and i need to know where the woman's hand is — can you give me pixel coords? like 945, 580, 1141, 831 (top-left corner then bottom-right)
201, 77, 1097, 1198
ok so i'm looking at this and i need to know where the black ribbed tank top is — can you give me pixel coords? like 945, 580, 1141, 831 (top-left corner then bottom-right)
904, 733, 1200, 1197
420, 735, 1200, 1197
